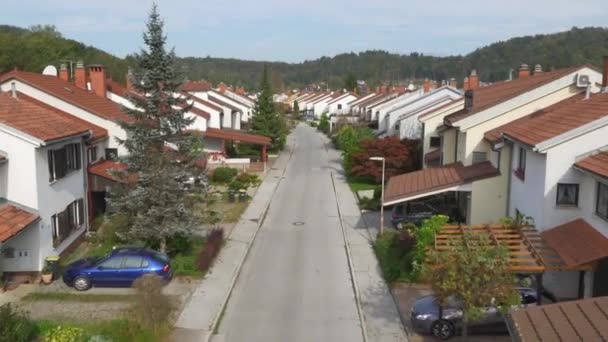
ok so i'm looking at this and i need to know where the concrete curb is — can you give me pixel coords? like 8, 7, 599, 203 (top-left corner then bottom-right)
203, 142, 296, 342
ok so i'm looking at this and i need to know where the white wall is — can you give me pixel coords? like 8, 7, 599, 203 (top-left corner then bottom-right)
208, 92, 247, 125
398, 98, 454, 140
508, 142, 547, 228
0, 131, 38, 209
328, 94, 357, 115
378, 91, 423, 132
0, 221, 41, 272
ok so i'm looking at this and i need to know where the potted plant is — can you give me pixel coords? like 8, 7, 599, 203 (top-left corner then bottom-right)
41, 265, 53, 284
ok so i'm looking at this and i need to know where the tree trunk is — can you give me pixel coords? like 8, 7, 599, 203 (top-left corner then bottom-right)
462, 320, 469, 340
160, 237, 167, 253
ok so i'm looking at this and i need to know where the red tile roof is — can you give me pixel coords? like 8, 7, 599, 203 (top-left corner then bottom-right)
418, 98, 462, 119
445, 65, 593, 125
385, 161, 499, 204
186, 93, 223, 112
1, 70, 132, 123
0, 204, 39, 243
541, 218, 608, 267
357, 93, 394, 108
0, 92, 101, 142
509, 296, 608, 342
197, 128, 271, 146
181, 80, 212, 92
575, 150, 608, 178
327, 92, 358, 105
188, 106, 211, 120
424, 149, 442, 163
485, 93, 608, 146
88, 160, 132, 183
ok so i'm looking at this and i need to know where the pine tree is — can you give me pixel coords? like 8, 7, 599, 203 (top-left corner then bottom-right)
293, 99, 300, 119
108, 3, 206, 252
344, 72, 357, 93
250, 65, 286, 150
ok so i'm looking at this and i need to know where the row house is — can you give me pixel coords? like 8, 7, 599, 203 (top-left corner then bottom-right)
326, 92, 359, 115
385, 59, 608, 300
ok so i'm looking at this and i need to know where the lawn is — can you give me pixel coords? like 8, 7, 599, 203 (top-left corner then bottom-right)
171, 237, 206, 278
35, 319, 168, 342
22, 293, 134, 303
202, 191, 251, 224
346, 177, 380, 193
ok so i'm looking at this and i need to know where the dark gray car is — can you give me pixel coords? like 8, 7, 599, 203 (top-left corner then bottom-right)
411, 287, 538, 340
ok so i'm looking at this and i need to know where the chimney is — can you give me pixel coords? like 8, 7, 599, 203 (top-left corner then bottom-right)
518, 64, 530, 78
88, 65, 108, 98
450, 78, 458, 88
126, 68, 135, 92
469, 69, 479, 90
602, 55, 608, 92
59, 63, 69, 82
74, 61, 87, 89
463, 77, 469, 90
11, 81, 17, 98
219, 82, 227, 94
534, 64, 543, 74
423, 79, 431, 93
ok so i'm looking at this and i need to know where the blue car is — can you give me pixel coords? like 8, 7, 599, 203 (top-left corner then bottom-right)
63, 247, 172, 291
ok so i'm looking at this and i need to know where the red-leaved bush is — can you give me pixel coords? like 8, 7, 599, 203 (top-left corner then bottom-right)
197, 228, 224, 272
350, 137, 422, 182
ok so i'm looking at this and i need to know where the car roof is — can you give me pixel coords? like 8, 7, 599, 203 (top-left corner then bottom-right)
110, 247, 161, 257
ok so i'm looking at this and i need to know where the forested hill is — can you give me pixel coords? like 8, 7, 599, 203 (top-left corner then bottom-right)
1, 25, 607, 90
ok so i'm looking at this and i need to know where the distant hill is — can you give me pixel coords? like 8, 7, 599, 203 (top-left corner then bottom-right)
1, 25, 607, 90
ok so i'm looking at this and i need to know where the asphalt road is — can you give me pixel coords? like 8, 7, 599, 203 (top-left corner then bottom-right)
216, 124, 364, 342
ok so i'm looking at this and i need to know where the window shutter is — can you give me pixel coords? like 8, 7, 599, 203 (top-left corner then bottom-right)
77, 198, 85, 225
48, 150, 55, 182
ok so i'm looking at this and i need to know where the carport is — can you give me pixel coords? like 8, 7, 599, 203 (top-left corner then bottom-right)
433, 224, 597, 305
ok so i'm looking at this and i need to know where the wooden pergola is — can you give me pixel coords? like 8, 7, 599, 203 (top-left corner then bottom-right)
433, 224, 595, 304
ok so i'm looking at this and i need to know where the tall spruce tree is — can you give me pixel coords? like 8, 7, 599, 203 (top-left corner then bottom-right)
250, 65, 285, 150
109, 3, 206, 252
293, 99, 300, 119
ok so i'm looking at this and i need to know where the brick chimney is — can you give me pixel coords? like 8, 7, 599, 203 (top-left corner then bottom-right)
126, 68, 135, 92
218, 82, 227, 94
88, 65, 108, 98
450, 78, 458, 88
602, 55, 608, 91
74, 61, 87, 89
59, 63, 69, 82
463, 77, 469, 90
518, 64, 530, 78
469, 70, 479, 90
534, 64, 543, 74
236, 87, 245, 95
423, 79, 431, 93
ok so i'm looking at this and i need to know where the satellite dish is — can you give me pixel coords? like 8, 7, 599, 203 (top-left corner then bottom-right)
42, 65, 58, 76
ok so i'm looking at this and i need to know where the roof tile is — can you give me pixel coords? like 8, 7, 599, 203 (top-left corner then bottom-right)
0, 204, 39, 243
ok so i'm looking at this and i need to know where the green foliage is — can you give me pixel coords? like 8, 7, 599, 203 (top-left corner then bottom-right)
293, 100, 300, 119
373, 231, 416, 283
0, 303, 37, 342
107, 4, 207, 253
212, 167, 238, 183
250, 65, 287, 150
35, 319, 166, 342
422, 232, 520, 337
132, 274, 172, 332
42, 325, 85, 342
228, 172, 261, 191
336, 125, 374, 166
170, 238, 204, 277
309, 121, 318, 128
317, 113, 330, 134
343, 72, 357, 92
411, 215, 449, 276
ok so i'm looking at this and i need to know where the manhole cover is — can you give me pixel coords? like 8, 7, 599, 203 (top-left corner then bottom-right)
292, 221, 305, 226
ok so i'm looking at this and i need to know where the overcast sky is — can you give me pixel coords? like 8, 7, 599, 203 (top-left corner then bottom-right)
1, 0, 607, 63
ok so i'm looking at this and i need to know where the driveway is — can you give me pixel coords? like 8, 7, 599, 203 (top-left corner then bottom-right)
216, 125, 364, 342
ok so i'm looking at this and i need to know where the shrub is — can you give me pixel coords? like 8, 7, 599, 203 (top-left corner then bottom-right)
228, 172, 261, 191
165, 233, 193, 257
42, 325, 85, 342
350, 137, 422, 182
0, 304, 37, 342
197, 228, 224, 272
411, 215, 449, 277
212, 167, 238, 183
373, 231, 407, 283
309, 121, 318, 128
317, 113, 330, 134
395, 229, 417, 252
132, 274, 172, 332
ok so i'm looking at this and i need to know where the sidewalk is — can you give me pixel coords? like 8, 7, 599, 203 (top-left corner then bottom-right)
172, 138, 295, 342
327, 140, 409, 342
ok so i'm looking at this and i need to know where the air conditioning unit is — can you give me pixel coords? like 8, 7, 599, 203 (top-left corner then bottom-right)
576, 74, 591, 88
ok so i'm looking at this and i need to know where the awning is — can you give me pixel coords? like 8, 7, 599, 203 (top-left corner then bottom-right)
540, 218, 608, 267
508, 296, 608, 342
0, 204, 39, 243
575, 150, 608, 179
201, 128, 271, 146
88, 160, 133, 184
384, 161, 499, 206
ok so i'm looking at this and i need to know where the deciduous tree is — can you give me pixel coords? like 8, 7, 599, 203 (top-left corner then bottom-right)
350, 137, 421, 183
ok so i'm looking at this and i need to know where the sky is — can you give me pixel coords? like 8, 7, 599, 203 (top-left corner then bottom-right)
1, 0, 607, 63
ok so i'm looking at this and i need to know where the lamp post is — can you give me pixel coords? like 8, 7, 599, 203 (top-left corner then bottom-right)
370, 156, 385, 235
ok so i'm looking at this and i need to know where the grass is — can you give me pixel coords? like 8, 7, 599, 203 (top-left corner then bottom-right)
171, 237, 205, 278
346, 176, 380, 193
22, 292, 135, 303
35, 319, 168, 342
203, 191, 250, 224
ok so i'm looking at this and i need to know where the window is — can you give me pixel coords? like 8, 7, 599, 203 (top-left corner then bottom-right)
515, 147, 526, 180
123, 256, 144, 268
48, 143, 81, 182
337, 104, 342, 110
87, 147, 97, 164
99, 256, 124, 269
472, 151, 487, 164
430, 136, 441, 148
105, 148, 118, 161
556, 183, 579, 206
51, 199, 85, 247
597, 182, 608, 221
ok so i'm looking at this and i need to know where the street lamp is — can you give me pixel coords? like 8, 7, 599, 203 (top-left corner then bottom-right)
369, 156, 385, 235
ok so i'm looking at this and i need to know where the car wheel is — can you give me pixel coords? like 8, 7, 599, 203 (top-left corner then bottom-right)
431, 320, 454, 340
73, 276, 91, 291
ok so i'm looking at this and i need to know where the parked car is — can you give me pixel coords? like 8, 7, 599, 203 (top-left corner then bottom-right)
410, 287, 538, 340
391, 202, 438, 228
63, 247, 172, 291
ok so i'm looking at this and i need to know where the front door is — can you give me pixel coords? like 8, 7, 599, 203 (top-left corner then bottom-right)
593, 258, 608, 296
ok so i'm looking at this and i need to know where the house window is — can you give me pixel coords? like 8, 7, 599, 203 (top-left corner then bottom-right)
51, 199, 85, 248
48, 143, 82, 182
556, 183, 579, 206
105, 148, 118, 161
515, 147, 526, 180
430, 136, 441, 148
87, 147, 97, 164
597, 182, 608, 221
472, 151, 487, 164
337, 104, 342, 110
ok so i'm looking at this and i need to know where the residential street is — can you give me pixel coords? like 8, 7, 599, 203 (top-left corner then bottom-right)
216, 124, 365, 342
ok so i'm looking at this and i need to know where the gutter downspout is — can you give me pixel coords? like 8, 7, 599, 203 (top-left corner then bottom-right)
505, 141, 514, 217
454, 129, 459, 163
